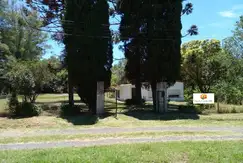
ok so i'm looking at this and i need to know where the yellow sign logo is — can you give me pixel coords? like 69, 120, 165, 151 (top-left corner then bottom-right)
200, 94, 207, 100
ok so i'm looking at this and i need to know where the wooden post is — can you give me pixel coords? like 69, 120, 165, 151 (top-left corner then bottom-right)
115, 90, 118, 118
217, 101, 220, 113
216, 96, 220, 113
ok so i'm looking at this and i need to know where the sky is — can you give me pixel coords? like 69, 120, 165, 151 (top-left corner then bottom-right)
43, 0, 243, 62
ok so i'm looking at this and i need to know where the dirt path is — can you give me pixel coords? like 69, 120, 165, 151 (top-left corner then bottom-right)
1, 135, 243, 150
1, 126, 243, 138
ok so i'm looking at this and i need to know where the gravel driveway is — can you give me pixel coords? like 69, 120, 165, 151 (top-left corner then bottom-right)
1, 126, 243, 138
1, 126, 243, 150
1, 135, 243, 150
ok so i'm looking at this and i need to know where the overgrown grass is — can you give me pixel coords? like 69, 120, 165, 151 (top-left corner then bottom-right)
0, 131, 231, 144
215, 103, 243, 114
1, 141, 243, 162
169, 101, 243, 114
1, 94, 243, 130
1, 112, 243, 131
0, 99, 7, 114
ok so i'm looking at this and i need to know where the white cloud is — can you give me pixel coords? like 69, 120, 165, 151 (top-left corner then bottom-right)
219, 11, 238, 18
219, 4, 243, 18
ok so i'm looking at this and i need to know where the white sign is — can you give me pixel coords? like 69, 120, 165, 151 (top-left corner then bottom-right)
193, 93, 214, 104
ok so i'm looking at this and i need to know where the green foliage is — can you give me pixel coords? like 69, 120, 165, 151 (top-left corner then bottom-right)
181, 39, 226, 93
60, 103, 81, 116
118, 1, 195, 109
213, 79, 243, 105
7, 93, 19, 116
0, 4, 48, 60
111, 60, 128, 86
64, 0, 113, 113
6, 61, 35, 100
231, 108, 237, 113
52, 69, 68, 93
0, 2, 48, 94
125, 98, 145, 106
119, 1, 184, 83
223, 15, 243, 59
178, 105, 202, 114
18, 102, 41, 117
40, 57, 68, 93
7, 97, 41, 117
215, 16, 243, 105
5, 60, 54, 103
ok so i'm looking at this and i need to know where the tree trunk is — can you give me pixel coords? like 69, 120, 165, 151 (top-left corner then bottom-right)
68, 72, 74, 107
135, 78, 142, 105
151, 80, 157, 111
89, 82, 97, 115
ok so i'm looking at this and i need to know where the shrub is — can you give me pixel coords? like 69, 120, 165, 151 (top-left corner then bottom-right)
60, 103, 81, 116
40, 104, 50, 111
178, 105, 202, 114
8, 100, 41, 117
231, 107, 237, 113
7, 94, 19, 116
20, 102, 41, 117
107, 92, 115, 98
125, 99, 133, 106
125, 98, 145, 106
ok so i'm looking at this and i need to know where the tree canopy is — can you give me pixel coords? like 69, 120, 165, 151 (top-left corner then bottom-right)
62, 0, 113, 113
181, 39, 226, 93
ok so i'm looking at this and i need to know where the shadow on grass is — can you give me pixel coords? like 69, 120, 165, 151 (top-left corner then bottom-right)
60, 112, 114, 126
123, 104, 200, 121
35, 100, 82, 105
60, 113, 99, 125
0, 112, 8, 117
0, 95, 7, 100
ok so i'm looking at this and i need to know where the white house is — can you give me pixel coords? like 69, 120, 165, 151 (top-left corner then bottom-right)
117, 82, 184, 102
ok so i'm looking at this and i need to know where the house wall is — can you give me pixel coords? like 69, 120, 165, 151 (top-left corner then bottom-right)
118, 82, 184, 102
142, 87, 153, 101
119, 84, 132, 101
167, 82, 184, 101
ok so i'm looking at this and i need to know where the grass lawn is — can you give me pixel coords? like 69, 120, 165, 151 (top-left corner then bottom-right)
1, 112, 243, 131
1, 141, 243, 163
0, 131, 233, 144
1, 94, 243, 131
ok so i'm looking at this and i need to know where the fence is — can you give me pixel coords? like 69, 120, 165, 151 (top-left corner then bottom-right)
104, 89, 119, 118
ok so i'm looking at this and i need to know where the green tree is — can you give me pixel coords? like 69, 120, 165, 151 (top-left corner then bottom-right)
63, 0, 113, 113
118, 0, 196, 108
0, 1, 11, 93
0, 4, 48, 60
181, 39, 226, 94
212, 52, 243, 104
6, 60, 54, 103
216, 16, 243, 104
111, 60, 128, 86
0, 2, 48, 95
42, 56, 68, 93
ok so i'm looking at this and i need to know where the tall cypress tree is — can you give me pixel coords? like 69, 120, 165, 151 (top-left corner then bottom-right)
118, 0, 192, 110
26, 0, 113, 114
118, 0, 147, 105
64, 0, 113, 113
